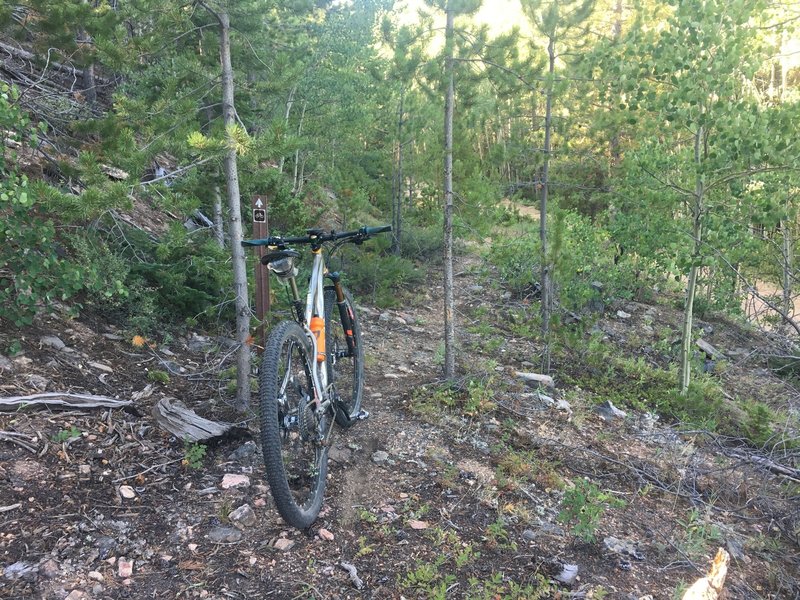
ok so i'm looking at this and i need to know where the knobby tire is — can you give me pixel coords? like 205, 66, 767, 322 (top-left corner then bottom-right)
259, 321, 327, 529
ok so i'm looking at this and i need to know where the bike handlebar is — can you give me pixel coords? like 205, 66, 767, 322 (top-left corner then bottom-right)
241, 225, 392, 248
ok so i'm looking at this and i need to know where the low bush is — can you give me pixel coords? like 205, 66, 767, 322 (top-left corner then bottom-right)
335, 231, 423, 308
487, 209, 648, 312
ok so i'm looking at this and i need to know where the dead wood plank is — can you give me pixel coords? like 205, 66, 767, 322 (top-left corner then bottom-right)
682, 548, 730, 600
0, 392, 132, 411
515, 371, 555, 388
151, 397, 233, 442
696, 338, 725, 361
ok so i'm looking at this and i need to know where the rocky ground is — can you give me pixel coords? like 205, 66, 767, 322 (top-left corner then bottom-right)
1, 253, 799, 599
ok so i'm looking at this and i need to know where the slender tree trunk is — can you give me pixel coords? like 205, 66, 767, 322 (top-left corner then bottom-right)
297, 153, 307, 195
79, 1, 96, 105
540, 35, 555, 374
679, 126, 704, 395
292, 100, 306, 194
443, 4, 456, 381
212, 178, 225, 248
216, 9, 251, 410
203, 107, 225, 249
279, 85, 296, 174
609, 0, 622, 172
391, 89, 405, 255
782, 215, 793, 328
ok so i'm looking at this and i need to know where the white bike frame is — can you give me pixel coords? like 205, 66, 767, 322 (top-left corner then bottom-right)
303, 249, 328, 407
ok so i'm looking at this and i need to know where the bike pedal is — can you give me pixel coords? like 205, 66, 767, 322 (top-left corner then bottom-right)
356, 410, 370, 421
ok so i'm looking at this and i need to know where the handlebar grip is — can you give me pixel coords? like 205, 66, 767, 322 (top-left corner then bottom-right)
362, 225, 392, 236
242, 239, 270, 247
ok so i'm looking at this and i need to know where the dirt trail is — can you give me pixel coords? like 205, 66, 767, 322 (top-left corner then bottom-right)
0, 257, 461, 600
2, 252, 798, 599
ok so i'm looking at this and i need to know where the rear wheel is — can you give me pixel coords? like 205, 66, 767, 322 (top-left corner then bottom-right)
259, 320, 327, 529
324, 286, 364, 427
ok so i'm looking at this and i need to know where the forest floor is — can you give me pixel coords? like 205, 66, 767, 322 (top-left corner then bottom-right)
1, 248, 799, 600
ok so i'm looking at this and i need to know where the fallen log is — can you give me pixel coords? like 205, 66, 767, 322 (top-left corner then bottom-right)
151, 397, 234, 442
0, 392, 132, 411
696, 338, 725, 361
515, 371, 555, 389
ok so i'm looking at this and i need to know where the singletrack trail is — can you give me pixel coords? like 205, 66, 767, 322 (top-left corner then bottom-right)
2, 249, 797, 599
0, 254, 487, 599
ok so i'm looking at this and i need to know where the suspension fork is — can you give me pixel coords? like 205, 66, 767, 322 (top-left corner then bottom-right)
327, 272, 357, 356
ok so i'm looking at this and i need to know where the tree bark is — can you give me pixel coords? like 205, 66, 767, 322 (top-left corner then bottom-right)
292, 100, 306, 194
540, 34, 555, 374
680, 126, 704, 395
79, 0, 96, 105
443, 4, 456, 381
215, 8, 251, 410
212, 178, 225, 248
391, 88, 405, 255
279, 85, 296, 174
781, 214, 793, 330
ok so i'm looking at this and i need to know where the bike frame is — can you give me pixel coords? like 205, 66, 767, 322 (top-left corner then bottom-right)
303, 248, 328, 406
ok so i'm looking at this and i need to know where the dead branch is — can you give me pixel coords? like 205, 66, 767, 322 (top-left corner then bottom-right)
0, 431, 37, 452
0, 40, 109, 84
151, 397, 235, 442
0, 392, 133, 411
725, 450, 800, 482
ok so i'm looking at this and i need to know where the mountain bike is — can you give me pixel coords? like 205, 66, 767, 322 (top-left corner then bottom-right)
241, 225, 391, 528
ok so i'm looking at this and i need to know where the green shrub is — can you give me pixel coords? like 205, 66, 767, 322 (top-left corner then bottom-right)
336, 233, 423, 307
0, 84, 86, 326
399, 224, 444, 263
558, 478, 625, 543
488, 209, 651, 310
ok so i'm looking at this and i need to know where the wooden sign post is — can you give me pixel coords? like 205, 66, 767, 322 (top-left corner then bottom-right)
252, 194, 270, 350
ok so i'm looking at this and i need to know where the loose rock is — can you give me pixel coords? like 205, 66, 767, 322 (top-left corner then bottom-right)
555, 563, 579, 585
227, 441, 256, 462
229, 504, 257, 528
118, 557, 134, 578
207, 526, 243, 543
274, 538, 295, 551
221, 473, 250, 489
371, 450, 389, 464
616, 310, 632, 320
318, 528, 335, 541
119, 485, 136, 499
596, 400, 627, 421
39, 558, 59, 579
40, 335, 66, 350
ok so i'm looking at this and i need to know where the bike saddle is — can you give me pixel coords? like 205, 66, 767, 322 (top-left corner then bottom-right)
260, 249, 301, 266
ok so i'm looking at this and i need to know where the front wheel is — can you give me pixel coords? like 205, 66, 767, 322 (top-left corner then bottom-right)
324, 286, 364, 427
259, 321, 327, 529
